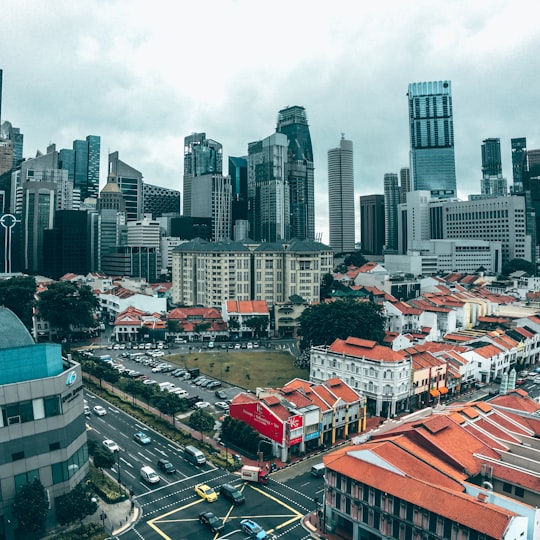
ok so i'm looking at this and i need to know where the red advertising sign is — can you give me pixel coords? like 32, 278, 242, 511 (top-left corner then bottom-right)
288, 414, 303, 430
230, 402, 284, 443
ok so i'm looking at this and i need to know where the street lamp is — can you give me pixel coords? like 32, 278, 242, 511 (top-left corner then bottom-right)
116, 449, 122, 494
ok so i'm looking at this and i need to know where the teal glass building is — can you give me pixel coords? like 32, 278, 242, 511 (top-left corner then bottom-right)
408, 81, 456, 198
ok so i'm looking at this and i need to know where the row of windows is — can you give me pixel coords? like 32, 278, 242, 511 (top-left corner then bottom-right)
1, 395, 62, 427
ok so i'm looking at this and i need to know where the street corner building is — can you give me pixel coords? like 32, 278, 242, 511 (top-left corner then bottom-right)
0, 307, 88, 539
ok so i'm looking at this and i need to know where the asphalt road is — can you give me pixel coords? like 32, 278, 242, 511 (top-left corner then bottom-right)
85, 391, 324, 540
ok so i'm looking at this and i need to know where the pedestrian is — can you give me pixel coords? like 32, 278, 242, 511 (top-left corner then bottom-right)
265, 463, 269, 472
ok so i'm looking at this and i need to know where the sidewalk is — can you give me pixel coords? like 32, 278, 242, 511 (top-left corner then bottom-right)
302, 511, 350, 540
84, 495, 139, 538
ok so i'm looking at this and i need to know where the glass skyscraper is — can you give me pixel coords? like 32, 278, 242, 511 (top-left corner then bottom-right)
182, 133, 222, 217
276, 106, 315, 240
408, 81, 456, 198
480, 138, 506, 196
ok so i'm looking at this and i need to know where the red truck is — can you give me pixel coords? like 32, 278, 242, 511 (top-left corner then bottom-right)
240, 465, 268, 485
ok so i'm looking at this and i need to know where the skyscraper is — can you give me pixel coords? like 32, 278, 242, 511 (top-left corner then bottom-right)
59, 135, 101, 201
480, 138, 507, 196
399, 167, 411, 203
408, 80, 456, 198
229, 156, 248, 240
107, 151, 143, 221
511, 137, 528, 193
247, 133, 289, 242
360, 194, 385, 255
384, 173, 400, 253
328, 135, 355, 253
182, 133, 222, 216
276, 106, 315, 240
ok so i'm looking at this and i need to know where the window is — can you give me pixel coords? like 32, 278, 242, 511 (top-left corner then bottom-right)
502, 482, 511, 493
14, 470, 39, 492
515, 486, 524, 498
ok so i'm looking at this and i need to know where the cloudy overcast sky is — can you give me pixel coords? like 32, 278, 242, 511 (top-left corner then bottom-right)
3, 0, 540, 244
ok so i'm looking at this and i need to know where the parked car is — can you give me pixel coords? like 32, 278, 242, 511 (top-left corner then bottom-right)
215, 401, 229, 410
194, 483, 218, 502
93, 405, 107, 416
199, 511, 224, 533
215, 389, 227, 399
102, 439, 119, 452
193, 401, 211, 409
206, 380, 222, 389
157, 458, 176, 474
133, 431, 152, 445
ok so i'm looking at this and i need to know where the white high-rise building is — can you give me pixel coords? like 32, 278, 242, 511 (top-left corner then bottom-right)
328, 136, 355, 253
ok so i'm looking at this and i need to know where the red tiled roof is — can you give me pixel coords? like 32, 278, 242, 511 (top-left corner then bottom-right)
226, 300, 269, 315
324, 445, 515, 538
329, 337, 407, 363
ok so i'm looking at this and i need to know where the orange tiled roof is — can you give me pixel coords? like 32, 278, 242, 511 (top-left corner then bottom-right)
329, 337, 407, 363
226, 300, 269, 315
324, 445, 515, 538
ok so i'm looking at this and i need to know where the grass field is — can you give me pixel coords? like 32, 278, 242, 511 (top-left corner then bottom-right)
166, 350, 308, 391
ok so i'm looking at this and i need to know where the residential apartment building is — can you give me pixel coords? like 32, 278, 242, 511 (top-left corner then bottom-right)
171, 238, 333, 309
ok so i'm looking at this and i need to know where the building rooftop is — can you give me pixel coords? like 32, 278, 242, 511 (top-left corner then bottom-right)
0, 307, 34, 349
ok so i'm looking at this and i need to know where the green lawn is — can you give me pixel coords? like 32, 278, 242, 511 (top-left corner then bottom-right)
166, 350, 307, 390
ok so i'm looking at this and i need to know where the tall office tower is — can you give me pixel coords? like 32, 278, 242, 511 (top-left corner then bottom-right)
107, 151, 143, 221
399, 167, 411, 203
22, 181, 56, 273
480, 138, 507, 196
511, 138, 528, 193
247, 133, 289, 242
384, 173, 400, 253
190, 173, 232, 241
276, 105, 315, 240
43, 210, 90, 279
58, 135, 100, 201
328, 135, 355, 253
229, 156, 248, 240
182, 133, 223, 216
408, 80, 457, 198
360, 194, 385, 255
528, 149, 540, 178
143, 183, 180, 218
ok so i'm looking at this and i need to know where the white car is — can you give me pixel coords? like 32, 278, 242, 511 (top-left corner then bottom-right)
193, 401, 211, 409
93, 405, 107, 416
215, 401, 229, 410
102, 439, 119, 452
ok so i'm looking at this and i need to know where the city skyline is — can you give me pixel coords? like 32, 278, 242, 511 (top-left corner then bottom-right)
3, 1, 540, 244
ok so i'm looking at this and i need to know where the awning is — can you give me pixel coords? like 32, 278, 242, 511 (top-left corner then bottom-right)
438, 387, 448, 395
430, 389, 440, 397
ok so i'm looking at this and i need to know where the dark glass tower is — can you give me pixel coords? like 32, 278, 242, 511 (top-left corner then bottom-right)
408, 81, 456, 198
59, 135, 101, 201
182, 133, 222, 216
481, 138, 506, 196
511, 137, 528, 193
276, 106, 315, 239
360, 194, 385, 255
229, 156, 248, 223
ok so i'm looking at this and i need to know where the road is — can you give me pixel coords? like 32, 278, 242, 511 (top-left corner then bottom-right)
85, 391, 324, 539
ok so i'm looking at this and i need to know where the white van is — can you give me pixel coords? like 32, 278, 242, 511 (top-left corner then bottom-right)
140, 466, 160, 484
311, 463, 325, 477
158, 381, 175, 392
184, 445, 206, 465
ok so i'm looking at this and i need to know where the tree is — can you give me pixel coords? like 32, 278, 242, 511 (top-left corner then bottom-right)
221, 416, 260, 453
244, 316, 268, 337
37, 282, 99, 337
152, 392, 187, 426
188, 408, 215, 439
320, 273, 335, 300
298, 298, 386, 350
12, 477, 49, 538
0, 275, 36, 328
91, 446, 116, 470
333, 251, 367, 273
55, 482, 97, 526
501, 258, 535, 277
194, 322, 211, 337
